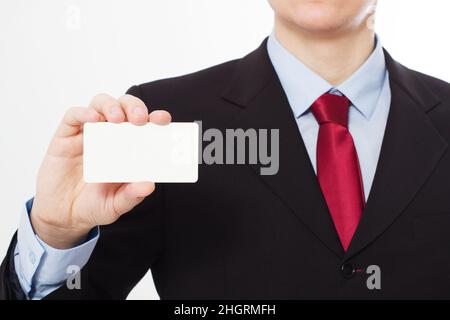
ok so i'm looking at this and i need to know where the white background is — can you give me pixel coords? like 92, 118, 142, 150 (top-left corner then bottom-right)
0, 0, 449, 300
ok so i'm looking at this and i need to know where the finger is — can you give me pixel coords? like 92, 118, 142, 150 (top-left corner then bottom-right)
148, 110, 172, 125
56, 107, 101, 137
118, 94, 149, 125
112, 182, 155, 216
88, 93, 125, 123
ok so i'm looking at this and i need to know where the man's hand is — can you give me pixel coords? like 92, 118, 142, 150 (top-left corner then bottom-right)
30, 93, 171, 249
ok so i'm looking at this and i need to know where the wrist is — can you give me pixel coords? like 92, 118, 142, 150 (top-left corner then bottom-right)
30, 209, 92, 249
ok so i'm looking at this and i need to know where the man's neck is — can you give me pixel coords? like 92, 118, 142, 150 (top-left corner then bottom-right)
274, 16, 376, 86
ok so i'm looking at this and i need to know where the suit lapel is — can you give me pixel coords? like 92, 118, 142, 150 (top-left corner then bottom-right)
345, 51, 448, 259
221, 40, 447, 260
222, 39, 345, 258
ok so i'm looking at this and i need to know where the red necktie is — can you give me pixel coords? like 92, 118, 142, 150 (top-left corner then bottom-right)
311, 93, 365, 251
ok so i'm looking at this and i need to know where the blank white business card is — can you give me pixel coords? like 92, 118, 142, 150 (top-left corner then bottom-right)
83, 122, 199, 183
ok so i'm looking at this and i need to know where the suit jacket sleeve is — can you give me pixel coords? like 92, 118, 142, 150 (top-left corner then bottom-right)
0, 85, 165, 300
0, 233, 27, 300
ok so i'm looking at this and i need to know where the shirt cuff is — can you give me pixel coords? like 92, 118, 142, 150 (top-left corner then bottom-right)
16, 198, 99, 292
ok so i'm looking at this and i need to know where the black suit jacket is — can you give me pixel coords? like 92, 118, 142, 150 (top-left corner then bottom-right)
2, 39, 450, 299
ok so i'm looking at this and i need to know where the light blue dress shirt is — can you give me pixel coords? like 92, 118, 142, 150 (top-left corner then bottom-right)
14, 199, 99, 299
15, 33, 391, 299
267, 32, 391, 199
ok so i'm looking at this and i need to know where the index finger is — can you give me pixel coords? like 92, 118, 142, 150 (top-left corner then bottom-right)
55, 107, 101, 137
118, 94, 149, 125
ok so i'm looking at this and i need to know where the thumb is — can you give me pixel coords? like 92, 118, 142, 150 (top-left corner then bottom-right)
112, 182, 155, 216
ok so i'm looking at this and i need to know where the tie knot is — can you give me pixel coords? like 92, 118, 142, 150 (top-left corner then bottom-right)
311, 93, 351, 127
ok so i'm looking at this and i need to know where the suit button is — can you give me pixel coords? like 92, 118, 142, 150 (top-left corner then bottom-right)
340, 263, 355, 279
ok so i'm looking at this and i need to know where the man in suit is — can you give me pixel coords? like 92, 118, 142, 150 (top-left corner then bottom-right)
2, 0, 450, 299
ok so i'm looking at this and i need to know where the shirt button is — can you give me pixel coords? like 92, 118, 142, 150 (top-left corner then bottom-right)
28, 251, 36, 265
340, 263, 355, 279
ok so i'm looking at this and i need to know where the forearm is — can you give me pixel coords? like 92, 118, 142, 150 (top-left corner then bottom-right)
9, 199, 99, 300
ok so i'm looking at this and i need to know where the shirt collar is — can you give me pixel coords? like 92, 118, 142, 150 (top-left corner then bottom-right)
267, 32, 387, 120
